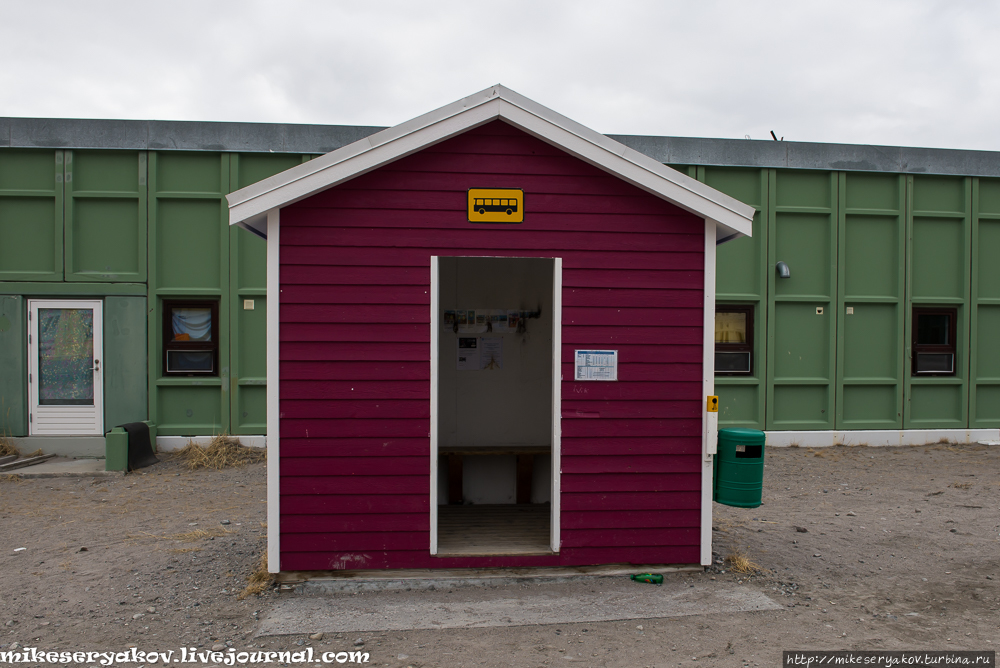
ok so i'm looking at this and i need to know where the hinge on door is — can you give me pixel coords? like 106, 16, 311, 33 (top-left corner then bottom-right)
28, 373, 32, 383
29, 414, 32, 423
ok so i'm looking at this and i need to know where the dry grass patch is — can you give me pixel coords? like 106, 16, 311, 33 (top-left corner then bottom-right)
171, 433, 266, 470
725, 547, 762, 574
812, 448, 843, 460
1, 474, 24, 483
949, 482, 974, 489
0, 404, 18, 458
0, 436, 19, 458
170, 527, 231, 542
238, 553, 273, 600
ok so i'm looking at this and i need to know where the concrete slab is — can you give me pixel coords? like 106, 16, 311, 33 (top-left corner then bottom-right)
283, 563, 702, 593
8, 457, 117, 478
765, 428, 1000, 448
257, 579, 781, 635
11, 436, 105, 458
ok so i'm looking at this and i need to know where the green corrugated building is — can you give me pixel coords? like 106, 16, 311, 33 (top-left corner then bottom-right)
2, 115, 999, 455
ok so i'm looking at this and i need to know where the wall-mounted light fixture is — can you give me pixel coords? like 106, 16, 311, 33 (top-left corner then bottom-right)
776, 261, 791, 279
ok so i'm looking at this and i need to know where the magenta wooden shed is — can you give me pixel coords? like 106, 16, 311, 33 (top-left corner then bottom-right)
228, 86, 754, 575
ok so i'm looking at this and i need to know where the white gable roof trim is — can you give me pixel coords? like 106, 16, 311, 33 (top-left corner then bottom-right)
227, 85, 755, 239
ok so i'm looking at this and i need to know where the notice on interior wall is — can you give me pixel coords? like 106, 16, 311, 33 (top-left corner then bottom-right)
457, 337, 480, 370
479, 337, 503, 370
458, 310, 486, 334
575, 349, 618, 381
450, 309, 518, 334
506, 310, 520, 331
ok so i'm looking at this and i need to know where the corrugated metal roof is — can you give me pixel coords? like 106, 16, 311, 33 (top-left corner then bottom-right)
4, 115, 1000, 178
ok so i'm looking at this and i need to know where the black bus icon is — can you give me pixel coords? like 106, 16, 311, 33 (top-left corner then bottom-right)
473, 198, 518, 215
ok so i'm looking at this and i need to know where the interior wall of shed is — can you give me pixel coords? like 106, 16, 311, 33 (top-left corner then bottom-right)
436, 256, 553, 505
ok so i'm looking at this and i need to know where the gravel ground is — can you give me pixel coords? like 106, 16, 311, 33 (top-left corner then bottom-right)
1, 456, 273, 655
1, 443, 998, 667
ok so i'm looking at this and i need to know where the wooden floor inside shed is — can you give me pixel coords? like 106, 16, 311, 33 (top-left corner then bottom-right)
436, 504, 553, 556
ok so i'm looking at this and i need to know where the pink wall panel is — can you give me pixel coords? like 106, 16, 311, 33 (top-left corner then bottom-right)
560, 509, 699, 529
561, 472, 701, 494
281, 513, 429, 534
281, 551, 563, 572
278, 120, 706, 570
561, 527, 700, 548
279, 546, 699, 572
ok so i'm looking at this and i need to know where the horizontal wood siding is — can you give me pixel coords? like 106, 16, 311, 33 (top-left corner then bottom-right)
279, 120, 704, 571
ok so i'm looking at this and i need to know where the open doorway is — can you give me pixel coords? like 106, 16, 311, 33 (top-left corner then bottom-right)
431, 256, 560, 556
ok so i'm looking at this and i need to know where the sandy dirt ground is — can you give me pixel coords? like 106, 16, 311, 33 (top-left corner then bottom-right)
1, 443, 999, 667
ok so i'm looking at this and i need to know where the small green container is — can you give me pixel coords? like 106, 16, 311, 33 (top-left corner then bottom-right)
714, 428, 766, 508
630, 573, 663, 585
105, 427, 129, 472
104, 420, 157, 472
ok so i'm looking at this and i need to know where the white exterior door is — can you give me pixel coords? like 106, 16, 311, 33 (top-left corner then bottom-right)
28, 300, 104, 436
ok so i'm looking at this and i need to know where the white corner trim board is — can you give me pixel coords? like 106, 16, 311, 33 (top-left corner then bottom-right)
266, 209, 282, 573
763, 429, 1000, 448
699, 220, 717, 568
429, 256, 440, 556
551, 257, 563, 554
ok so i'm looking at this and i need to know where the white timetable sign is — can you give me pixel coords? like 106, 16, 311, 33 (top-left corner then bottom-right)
574, 350, 618, 381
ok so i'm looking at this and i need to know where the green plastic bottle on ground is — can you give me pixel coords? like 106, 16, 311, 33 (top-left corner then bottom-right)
630, 573, 663, 585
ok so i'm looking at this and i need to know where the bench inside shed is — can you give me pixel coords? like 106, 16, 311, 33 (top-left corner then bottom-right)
435, 256, 556, 556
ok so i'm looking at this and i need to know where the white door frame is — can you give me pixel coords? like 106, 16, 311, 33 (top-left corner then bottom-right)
700, 220, 718, 566
27, 299, 104, 436
550, 258, 562, 553
429, 256, 562, 555
430, 257, 440, 554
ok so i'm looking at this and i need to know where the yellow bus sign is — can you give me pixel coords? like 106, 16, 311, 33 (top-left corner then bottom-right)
468, 189, 524, 223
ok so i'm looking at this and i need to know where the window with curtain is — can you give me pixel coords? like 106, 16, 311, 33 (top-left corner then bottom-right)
715, 305, 753, 375
163, 300, 219, 375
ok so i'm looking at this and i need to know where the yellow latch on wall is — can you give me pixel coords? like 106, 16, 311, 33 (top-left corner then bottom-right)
707, 395, 719, 412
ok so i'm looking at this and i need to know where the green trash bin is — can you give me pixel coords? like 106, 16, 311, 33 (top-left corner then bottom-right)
714, 428, 766, 508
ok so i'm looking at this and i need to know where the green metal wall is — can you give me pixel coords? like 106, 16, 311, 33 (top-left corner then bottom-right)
0, 148, 313, 437
973, 179, 1000, 427
767, 171, 838, 430
0, 150, 62, 282
104, 296, 148, 429
228, 154, 303, 434
147, 151, 230, 435
0, 295, 26, 436
147, 151, 309, 436
906, 176, 971, 428
705, 167, 768, 428
707, 167, 1000, 431
4, 144, 1000, 436
838, 173, 906, 429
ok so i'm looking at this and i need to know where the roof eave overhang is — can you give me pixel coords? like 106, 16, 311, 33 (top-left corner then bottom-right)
236, 218, 268, 239
227, 85, 755, 240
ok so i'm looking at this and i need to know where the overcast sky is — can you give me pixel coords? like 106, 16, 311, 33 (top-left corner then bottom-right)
2, 1, 999, 151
